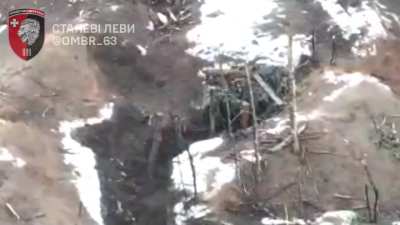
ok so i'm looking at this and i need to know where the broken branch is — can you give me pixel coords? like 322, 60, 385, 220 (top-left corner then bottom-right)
288, 34, 301, 155
245, 64, 261, 192
267, 124, 306, 153
333, 193, 353, 200
5, 203, 20, 220
219, 59, 233, 137
253, 73, 284, 106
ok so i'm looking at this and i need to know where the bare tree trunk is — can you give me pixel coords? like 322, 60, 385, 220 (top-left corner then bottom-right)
186, 148, 197, 198
219, 61, 233, 137
174, 116, 198, 198
311, 28, 318, 64
288, 35, 301, 154
209, 88, 216, 136
244, 65, 261, 190
148, 113, 164, 179
330, 35, 337, 66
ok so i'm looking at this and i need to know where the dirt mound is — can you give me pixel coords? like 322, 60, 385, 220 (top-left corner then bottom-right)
205, 68, 400, 224
351, 39, 400, 95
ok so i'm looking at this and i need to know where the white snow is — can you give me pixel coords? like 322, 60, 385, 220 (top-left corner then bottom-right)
263, 117, 290, 135
172, 137, 235, 224
59, 103, 114, 225
239, 149, 260, 163
262, 217, 306, 225
0, 147, 26, 168
262, 210, 357, 225
174, 202, 211, 225
316, 0, 386, 39
186, 0, 311, 66
110, 5, 120, 12
136, 44, 147, 56
315, 0, 388, 57
157, 12, 169, 25
315, 210, 357, 225
172, 137, 235, 198
322, 71, 391, 102
146, 21, 155, 31
261, 110, 321, 137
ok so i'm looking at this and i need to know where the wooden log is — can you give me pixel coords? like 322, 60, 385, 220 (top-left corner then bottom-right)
253, 73, 284, 106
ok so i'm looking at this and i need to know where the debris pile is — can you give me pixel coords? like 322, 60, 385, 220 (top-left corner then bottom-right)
372, 114, 400, 160
200, 64, 291, 133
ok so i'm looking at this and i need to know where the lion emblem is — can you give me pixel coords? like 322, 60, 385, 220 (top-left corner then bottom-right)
17, 18, 40, 46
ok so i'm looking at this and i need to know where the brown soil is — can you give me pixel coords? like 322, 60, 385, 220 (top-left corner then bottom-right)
0, 0, 205, 224
211, 67, 400, 224
352, 39, 400, 95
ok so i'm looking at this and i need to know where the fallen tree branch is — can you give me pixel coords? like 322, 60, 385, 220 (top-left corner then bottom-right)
362, 159, 379, 223
175, 116, 198, 199
260, 131, 324, 145
186, 148, 198, 198
24, 212, 46, 221
268, 134, 292, 153
253, 73, 284, 106
297, 170, 304, 217
334, 193, 353, 200
307, 150, 341, 156
5, 203, 20, 220
267, 124, 307, 153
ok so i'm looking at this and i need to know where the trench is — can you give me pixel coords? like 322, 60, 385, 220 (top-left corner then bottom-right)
66, 57, 301, 225
56, 0, 400, 224
67, 60, 294, 225
71, 101, 209, 225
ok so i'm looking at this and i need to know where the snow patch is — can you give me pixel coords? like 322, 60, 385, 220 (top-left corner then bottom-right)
186, 0, 310, 66
315, 210, 357, 225
172, 137, 234, 224
136, 44, 147, 56
322, 71, 391, 102
262, 210, 357, 225
239, 149, 260, 163
316, 0, 386, 39
110, 5, 120, 12
59, 103, 114, 225
262, 217, 306, 225
146, 21, 154, 31
264, 117, 290, 135
0, 147, 26, 168
262, 111, 321, 136
174, 202, 211, 225
172, 137, 234, 198
315, 0, 387, 57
